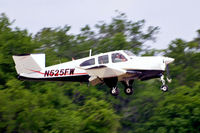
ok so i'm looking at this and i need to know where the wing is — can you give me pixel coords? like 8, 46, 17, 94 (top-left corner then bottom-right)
85, 65, 126, 78
80, 65, 127, 86
79, 65, 144, 86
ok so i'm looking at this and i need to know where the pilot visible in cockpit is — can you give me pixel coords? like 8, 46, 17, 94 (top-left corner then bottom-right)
114, 53, 127, 63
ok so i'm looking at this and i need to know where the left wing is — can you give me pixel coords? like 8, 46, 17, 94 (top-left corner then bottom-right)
85, 65, 126, 78
80, 65, 127, 86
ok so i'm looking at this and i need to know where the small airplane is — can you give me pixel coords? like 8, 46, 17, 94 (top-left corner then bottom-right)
12, 50, 174, 96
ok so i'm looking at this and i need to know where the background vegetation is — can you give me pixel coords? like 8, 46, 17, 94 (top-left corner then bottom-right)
0, 12, 200, 133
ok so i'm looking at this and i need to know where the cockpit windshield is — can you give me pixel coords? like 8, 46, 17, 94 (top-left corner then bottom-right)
123, 50, 135, 56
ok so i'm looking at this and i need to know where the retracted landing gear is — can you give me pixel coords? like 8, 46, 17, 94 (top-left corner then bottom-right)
122, 80, 134, 95
160, 75, 168, 92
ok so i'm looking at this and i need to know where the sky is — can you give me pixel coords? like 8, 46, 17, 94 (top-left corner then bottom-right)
0, 0, 200, 49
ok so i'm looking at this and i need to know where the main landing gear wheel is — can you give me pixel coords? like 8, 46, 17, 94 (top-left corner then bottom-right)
161, 85, 168, 92
110, 87, 119, 96
104, 77, 119, 96
122, 80, 134, 95
124, 87, 133, 95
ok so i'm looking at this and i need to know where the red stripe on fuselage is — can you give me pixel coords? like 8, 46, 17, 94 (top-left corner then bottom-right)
29, 69, 88, 76
29, 69, 45, 74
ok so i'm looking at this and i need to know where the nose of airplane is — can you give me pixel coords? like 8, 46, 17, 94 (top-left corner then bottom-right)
164, 57, 175, 64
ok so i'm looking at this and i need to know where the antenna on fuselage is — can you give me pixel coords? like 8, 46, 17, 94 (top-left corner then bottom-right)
89, 49, 92, 57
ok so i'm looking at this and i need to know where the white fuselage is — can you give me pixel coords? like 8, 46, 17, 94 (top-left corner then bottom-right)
19, 50, 174, 82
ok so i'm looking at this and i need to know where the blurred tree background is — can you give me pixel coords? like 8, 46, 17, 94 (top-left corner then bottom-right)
0, 12, 200, 133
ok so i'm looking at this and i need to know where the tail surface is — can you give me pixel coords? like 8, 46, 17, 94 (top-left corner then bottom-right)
12, 54, 45, 74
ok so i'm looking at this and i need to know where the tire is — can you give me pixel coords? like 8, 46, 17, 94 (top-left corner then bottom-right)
110, 87, 119, 96
124, 87, 133, 95
161, 85, 168, 92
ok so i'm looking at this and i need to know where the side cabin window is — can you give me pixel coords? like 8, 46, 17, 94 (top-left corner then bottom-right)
112, 53, 127, 63
98, 55, 109, 64
80, 58, 95, 67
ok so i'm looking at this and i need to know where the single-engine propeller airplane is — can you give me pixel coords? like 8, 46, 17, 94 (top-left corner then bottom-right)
13, 50, 174, 96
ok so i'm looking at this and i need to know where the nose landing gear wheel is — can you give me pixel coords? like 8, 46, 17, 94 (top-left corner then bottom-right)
124, 87, 133, 95
110, 87, 119, 96
161, 85, 168, 92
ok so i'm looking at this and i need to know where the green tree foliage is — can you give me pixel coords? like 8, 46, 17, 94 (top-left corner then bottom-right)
140, 31, 200, 133
34, 11, 159, 61
79, 98, 120, 133
94, 13, 159, 55
144, 83, 200, 133
0, 13, 39, 86
79, 12, 159, 55
0, 79, 83, 133
34, 26, 75, 66
165, 37, 200, 87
